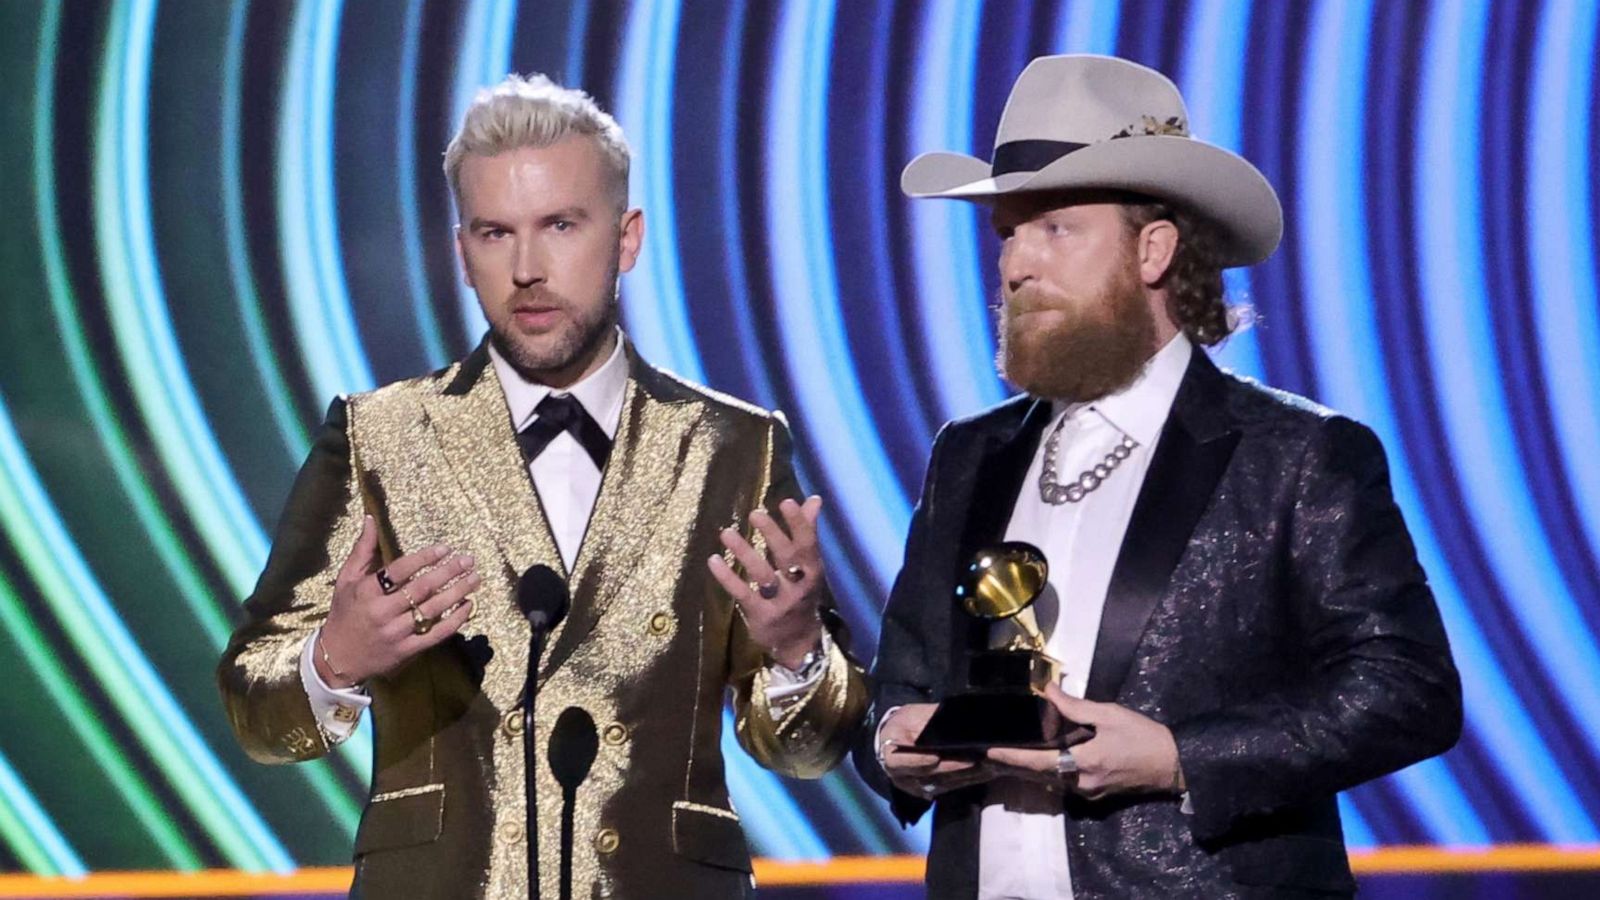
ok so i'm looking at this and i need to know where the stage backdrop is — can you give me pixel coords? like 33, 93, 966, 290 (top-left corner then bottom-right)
1, 0, 1599, 880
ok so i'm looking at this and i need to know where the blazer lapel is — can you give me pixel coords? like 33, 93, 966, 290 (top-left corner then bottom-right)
420, 347, 564, 655
1084, 351, 1240, 702
949, 398, 1054, 675
538, 347, 702, 682
958, 399, 1054, 560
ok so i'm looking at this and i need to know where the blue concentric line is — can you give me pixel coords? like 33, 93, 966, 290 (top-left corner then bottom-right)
39, 0, 339, 854
614, 0, 705, 383
450, 0, 520, 340
906, 0, 1004, 422
1053, 0, 1121, 54
1528, 0, 1600, 584
720, 711, 827, 860
449, 0, 520, 142
856, 0, 938, 459
124, 0, 371, 819
0, 393, 293, 871
278, 0, 376, 402
41, 0, 230, 648
228, 0, 373, 797
564, 0, 592, 85
0, 751, 84, 876
1415, 0, 1600, 834
0, 558, 194, 867
1337, 795, 1376, 850
221, 1, 311, 463
397, 0, 449, 369
95, 0, 268, 593
1295, 0, 1489, 845
614, 0, 827, 858
765, 0, 908, 584
1177, 0, 1265, 381
707, 0, 899, 857
713, 0, 778, 409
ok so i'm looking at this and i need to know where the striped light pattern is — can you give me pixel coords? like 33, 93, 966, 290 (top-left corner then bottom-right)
0, 0, 1596, 873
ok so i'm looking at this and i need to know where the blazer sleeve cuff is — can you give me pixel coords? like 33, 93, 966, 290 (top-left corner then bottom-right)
738, 637, 869, 779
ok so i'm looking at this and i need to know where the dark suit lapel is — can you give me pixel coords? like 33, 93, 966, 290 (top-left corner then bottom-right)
958, 399, 1054, 559
538, 347, 701, 682
950, 398, 1054, 673
1084, 351, 1240, 702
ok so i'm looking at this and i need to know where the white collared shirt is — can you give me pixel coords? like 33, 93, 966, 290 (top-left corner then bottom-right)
977, 334, 1192, 900
300, 330, 818, 737
488, 334, 629, 573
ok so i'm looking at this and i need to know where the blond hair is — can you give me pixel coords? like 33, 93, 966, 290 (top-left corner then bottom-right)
443, 73, 630, 214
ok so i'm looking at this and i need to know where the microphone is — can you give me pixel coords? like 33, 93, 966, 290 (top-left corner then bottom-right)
515, 564, 569, 900
548, 707, 599, 900
517, 563, 570, 633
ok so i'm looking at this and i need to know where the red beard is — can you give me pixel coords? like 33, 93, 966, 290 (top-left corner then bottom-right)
996, 259, 1157, 402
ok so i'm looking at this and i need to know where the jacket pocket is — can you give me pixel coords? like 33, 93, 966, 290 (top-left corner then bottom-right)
670, 801, 752, 873
354, 784, 445, 856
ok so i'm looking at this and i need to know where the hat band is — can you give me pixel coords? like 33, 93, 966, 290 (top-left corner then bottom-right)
991, 139, 1087, 177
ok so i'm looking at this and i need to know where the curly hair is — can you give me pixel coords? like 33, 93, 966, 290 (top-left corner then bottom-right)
1119, 198, 1235, 346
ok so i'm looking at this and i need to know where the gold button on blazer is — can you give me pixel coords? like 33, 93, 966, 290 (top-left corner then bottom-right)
218, 340, 868, 899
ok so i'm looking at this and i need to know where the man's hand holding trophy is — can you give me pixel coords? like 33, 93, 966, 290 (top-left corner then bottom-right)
878, 542, 1095, 801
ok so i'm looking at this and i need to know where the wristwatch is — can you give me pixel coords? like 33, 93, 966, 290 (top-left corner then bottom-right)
771, 629, 833, 681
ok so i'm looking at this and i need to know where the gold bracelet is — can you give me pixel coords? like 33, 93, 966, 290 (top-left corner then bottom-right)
317, 632, 352, 685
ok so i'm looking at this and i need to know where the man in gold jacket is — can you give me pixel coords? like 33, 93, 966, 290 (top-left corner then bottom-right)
217, 74, 866, 899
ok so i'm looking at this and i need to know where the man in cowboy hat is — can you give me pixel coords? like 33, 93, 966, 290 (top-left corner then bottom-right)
854, 55, 1460, 897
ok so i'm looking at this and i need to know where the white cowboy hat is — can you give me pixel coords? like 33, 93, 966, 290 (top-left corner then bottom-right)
902, 54, 1283, 267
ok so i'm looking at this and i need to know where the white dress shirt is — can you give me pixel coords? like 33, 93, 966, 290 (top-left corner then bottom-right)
977, 334, 1192, 900
301, 332, 818, 740
489, 336, 630, 573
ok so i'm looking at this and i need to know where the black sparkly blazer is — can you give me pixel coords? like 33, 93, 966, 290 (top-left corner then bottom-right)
856, 349, 1461, 899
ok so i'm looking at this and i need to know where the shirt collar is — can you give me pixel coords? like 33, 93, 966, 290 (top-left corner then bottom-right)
1051, 333, 1192, 447
487, 328, 629, 438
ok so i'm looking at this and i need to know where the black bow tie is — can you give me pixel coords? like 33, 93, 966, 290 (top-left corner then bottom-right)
516, 393, 613, 469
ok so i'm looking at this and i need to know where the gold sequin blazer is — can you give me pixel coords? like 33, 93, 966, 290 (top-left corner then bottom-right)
218, 341, 868, 899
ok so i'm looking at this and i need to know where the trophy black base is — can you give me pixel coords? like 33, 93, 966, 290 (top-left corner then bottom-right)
912, 690, 1092, 758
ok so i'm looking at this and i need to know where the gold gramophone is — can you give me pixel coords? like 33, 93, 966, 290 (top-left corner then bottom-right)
913, 542, 1089, 754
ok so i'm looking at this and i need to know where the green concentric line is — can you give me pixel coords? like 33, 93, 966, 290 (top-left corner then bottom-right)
277, 0, 376, 402
220, 0, 314, 463
0, 570, 196, 869
32, 0, 232, 651
34, 0, 362, 844
0, 390, 281, 869
0, 748, 83, 876
94, 0, 270, 598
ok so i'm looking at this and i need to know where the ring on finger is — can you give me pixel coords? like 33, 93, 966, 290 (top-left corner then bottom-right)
411, 605, 433, 636
1056, 748, 1078, 776
756, 580, 779, 600
375, 568, 398, 594
782, 565, 805, 583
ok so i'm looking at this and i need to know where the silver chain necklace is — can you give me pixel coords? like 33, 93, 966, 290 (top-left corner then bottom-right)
1039, 414, 1138, 504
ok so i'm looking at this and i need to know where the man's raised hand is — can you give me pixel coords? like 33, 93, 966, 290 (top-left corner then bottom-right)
314, 516, 480, 688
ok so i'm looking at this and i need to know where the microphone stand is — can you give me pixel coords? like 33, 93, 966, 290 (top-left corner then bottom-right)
524, 627, 551, 899
549, 707, 599, 900
515, 563, 569, 900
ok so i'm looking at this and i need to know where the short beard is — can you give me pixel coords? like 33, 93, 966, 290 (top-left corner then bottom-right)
488, 276, 620, 383
996, 258, 1158, 403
